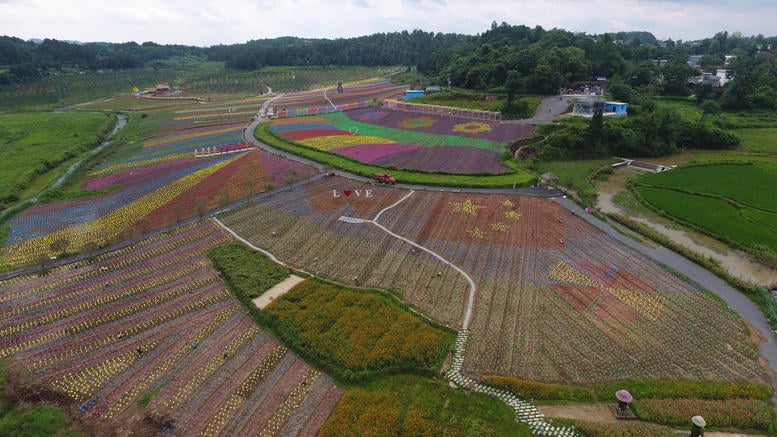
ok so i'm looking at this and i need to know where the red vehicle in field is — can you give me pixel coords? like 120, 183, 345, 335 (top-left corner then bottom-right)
371, 173, 396, 184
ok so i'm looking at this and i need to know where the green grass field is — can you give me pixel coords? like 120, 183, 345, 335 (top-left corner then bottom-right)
0, 111, 115, 208
256, 123, 536, 187
638, 163, 777, 213
207, 244, 291, 298
634, 185, 777, 251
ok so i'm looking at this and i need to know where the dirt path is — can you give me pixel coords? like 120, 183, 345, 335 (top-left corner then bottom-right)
537, 404, 616, 423
251, 274, 304, 309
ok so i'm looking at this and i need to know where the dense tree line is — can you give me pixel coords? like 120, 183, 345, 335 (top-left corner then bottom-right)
207, 30, 472, 70
2, 25, 775, 108
535, 108, 740, 162
0, 36, 204, 84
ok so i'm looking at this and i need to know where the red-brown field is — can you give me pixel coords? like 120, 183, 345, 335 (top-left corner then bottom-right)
219, 178, 767, 384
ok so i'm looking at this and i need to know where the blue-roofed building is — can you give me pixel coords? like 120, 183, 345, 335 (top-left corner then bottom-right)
405, 90, 425, 100
604, 101, 628, 115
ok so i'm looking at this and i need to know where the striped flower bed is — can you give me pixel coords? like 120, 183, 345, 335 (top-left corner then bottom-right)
0, 222, 342, 435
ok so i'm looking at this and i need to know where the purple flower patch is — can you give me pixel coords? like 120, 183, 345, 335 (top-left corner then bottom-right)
354, 111, 389, 122
332, 143, 422, 162
345, 107, 535, 142
371, 146, 511, 174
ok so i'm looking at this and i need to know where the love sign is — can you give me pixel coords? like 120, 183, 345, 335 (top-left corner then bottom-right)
332, 189, 374, 198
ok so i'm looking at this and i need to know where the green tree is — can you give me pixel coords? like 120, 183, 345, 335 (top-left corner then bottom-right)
661, 61, 696, 95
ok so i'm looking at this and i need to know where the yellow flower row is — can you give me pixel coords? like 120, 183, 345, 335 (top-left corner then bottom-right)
258, 367, 321, 437
1, 259, 208, 322
88, 152, 194, 177
548, 262, 600, 288
2, 223, 226, 302
164, 326, 261, 410
103, 306, 239, 419
54, 341, 159, 401
143, 126, 241, 148
200, 344, 289, 436
298, 134, 394, 151
1, 277, 226, 361
1, 156, 238, 267
607, 287, 667, 321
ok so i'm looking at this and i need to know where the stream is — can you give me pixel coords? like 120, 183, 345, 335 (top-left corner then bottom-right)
29, 113, 127, 203
595, 166, 777, 288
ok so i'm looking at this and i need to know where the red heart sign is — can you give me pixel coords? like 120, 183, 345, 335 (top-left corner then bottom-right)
343, 190, 352, 197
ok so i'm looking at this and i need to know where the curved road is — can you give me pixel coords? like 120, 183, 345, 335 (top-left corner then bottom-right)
243, 97, 777, 392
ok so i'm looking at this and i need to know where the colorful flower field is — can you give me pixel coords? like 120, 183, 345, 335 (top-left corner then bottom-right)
219, 178, 767, 384
172, 96, 267, 121
1, 112, 316, 268
218, 176, 471, 327
269, 79, 406, 112
268, 108, 534, 174
0, 221, 343, 436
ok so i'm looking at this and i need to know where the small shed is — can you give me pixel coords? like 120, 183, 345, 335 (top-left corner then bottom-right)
539, 172, 559, 188
605, 101, 628, 115
405, 90, 425, 100
425, 86, 442, 94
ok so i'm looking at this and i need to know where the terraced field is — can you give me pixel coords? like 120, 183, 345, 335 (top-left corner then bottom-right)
0, 221, 342, 436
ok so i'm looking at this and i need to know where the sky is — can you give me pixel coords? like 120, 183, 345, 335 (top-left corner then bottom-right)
2, 0, 775, 46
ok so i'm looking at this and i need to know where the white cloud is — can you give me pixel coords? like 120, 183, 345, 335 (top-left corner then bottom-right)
1, 0, 774, 45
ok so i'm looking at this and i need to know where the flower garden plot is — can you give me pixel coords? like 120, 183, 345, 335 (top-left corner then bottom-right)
331, 143, 421, 162
5, 156, 231, 246
129, 151, 267, 231
0, 221, 342, 435
0, 155, 240, 267
368, 190, 766, 383
2, 120, 314, 266
269, 80, 405, 111
268, 110, 518, 174
216, 180, 766, 384
370, 145, 511, 174
173, 96, 267, 117
344, 107, 535, 142
218, 201, 469, 327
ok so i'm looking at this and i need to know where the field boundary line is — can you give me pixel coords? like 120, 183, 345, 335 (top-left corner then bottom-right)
212, 217, 289, 267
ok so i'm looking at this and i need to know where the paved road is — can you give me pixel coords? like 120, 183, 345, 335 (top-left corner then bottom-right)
504, 95, 577, 124
555, 196, 777, 393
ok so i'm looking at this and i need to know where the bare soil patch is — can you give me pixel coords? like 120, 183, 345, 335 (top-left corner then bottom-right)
251, 274, 304, 309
